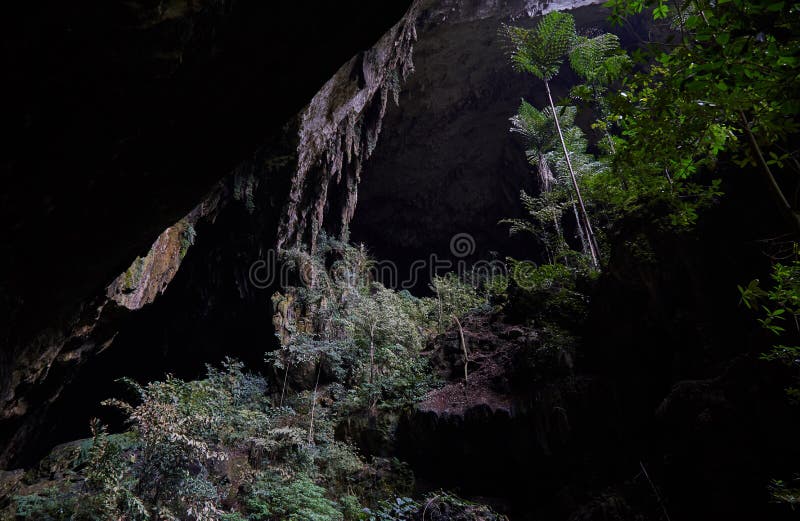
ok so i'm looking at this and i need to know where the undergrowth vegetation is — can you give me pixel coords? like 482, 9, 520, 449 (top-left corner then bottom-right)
4, 237, 504, 521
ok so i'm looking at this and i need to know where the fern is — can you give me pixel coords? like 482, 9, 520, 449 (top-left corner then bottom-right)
503, 12, 576, 81
569, 33, 629, 84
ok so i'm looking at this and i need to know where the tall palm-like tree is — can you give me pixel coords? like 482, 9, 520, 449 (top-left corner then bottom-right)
504, 12, 600, 268
507, 101, 606, 265
510, 100, 560, 192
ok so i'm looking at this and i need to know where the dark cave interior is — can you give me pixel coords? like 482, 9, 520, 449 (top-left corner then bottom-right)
3, 2, 800, 521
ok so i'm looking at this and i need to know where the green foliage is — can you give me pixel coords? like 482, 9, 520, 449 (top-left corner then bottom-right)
98, 360, 277, 519
74, 419, 147, 520
244, 473, 343, 521
12, 425, 145, 521
221, 513, 249, 521
179, 221, 197, 259
336, 283, 436, 411
429, 273, 487, 333
503, 12, 576, 80
14, 238, 498, 520
233, 171, 259, 214
274, 238, 486, 415
569, 33, 630, 85
504, 11, 608, 269
509, 102, 594, 195
484, 273, 510, 301
338, 494, 367, 521
508, 260, 573, 292
769, 477, 800, 507
739, 252, 800, 401
364, 492, 509, 521
503, 10, 626, 269
84, 355, 404, 520
601, 0, 800, 230
738, 251, 800, 508
569, 31, 630, 159
510, 100, 559, 162
365, 496, 417, 521
504, 258, 588, 339
504, 102, 604, 267
14, 488, 75, 521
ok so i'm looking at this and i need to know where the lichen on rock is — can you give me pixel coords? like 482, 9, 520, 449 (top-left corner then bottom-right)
106, 203, 212, 311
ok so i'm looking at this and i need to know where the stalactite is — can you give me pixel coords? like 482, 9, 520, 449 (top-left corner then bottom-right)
276, 8, 419, 253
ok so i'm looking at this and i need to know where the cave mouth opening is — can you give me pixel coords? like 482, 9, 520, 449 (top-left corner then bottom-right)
14, 2, 635, 467
6, 0, 651, 485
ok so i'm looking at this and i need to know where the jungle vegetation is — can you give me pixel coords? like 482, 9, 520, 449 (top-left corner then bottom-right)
502, 0, 800, 507
5, 0, 800, 518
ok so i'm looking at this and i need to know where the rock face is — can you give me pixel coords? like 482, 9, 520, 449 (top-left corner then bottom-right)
397, 312, 624, 519
2, 0, 412, 337
0, 0, 415, 467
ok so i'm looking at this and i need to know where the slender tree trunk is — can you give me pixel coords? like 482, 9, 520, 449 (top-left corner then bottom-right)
368, 324, 376, 385
368, 322, 378, 415
604, 130, 616, 155
595, 91, 616, 156
538, 154, 555, 192
572, 199, 590, 260
544, 79, 600, 268
740, 111, 800, 234
279, 360, 290, 408
453, 315, 469, 386
639, 460, 673, 521
308, 357, 323, 444
664, 167, 674, 191
541, 153, 569, 265
436, 288, 443, 332
553, 208, 569, 266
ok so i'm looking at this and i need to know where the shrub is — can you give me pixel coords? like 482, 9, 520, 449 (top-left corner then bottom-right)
73, 419, 147, 521
102, 359, 274, 518
245, 473, 343, 521
429, 274, 487, 333
339, 494, 367, 521
14, 488, 75, 521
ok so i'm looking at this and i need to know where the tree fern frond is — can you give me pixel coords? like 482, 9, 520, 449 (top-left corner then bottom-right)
502, 25, 537, 74
550, 105, 578, 128
569, 33, 630, 84
499, 218, 539, 236
502, 12, 576, 81
510, 100, 549, 144
519, 189, 538, 212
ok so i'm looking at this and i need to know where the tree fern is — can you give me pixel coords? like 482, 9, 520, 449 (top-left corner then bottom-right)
503, 12, 576, 81
504, 11, 600, 268
506, 94, 608, 266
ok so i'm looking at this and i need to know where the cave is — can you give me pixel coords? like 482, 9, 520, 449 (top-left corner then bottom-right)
2, 1, 800, 520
